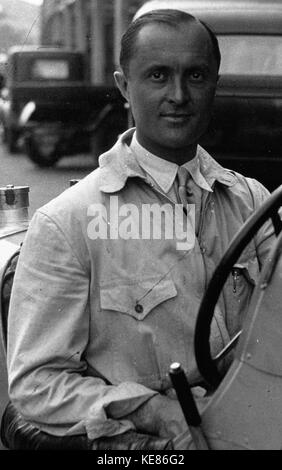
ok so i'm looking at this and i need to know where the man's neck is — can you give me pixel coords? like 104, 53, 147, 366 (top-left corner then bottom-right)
135, 134, 197, 165
162, 146, 198, 165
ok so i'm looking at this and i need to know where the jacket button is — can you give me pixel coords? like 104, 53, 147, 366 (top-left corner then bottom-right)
135, 304, 143, 313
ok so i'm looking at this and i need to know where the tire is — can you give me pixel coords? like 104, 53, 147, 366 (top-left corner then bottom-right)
90, 111, 125, 166
25, 136, 61, 167
1, 123, 7, 143
6, 127, 19, 154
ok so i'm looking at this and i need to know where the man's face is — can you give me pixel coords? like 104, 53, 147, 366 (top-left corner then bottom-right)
115, 21, 219, 163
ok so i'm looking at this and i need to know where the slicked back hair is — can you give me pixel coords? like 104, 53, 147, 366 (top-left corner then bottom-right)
119, 9, 221, 77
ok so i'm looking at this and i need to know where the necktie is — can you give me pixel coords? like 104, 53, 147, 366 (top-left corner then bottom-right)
177, 166, 192, 207
177, 166, 201, 235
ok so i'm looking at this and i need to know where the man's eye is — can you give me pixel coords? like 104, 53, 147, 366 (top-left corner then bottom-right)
150, 71, 166, 81
190, 71, 204, 82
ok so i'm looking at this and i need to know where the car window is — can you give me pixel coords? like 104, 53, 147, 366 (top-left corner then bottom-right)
218, 35, 282, 75
12, 54, 85, 82
31, 60, 70, 80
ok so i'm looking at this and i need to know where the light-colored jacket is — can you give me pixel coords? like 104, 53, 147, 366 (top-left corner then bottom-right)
7, 129, 273, 440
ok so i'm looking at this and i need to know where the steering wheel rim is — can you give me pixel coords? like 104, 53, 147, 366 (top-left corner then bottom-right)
194, 184, 282, 389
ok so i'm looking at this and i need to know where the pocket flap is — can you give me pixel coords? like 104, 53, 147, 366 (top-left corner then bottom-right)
233, 257, 259, 285
100, 278, 177, 320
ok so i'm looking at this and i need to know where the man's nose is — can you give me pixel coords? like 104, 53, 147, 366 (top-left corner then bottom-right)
167, 77, 189, 105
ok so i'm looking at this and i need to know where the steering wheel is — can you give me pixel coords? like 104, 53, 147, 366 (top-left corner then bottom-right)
194, 185, 282, 389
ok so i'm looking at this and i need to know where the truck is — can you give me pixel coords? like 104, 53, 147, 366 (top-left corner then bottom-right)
0, 46, 127, 166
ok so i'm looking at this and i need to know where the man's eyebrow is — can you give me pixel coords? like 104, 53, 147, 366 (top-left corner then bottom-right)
186, 63, 215, 74
145, 63, 170, 71
141, 64, 170, 76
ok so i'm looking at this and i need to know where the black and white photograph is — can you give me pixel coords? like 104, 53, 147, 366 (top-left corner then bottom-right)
0, 0, 282, 454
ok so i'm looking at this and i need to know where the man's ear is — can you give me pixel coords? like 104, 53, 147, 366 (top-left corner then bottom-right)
114, 71, 130, 102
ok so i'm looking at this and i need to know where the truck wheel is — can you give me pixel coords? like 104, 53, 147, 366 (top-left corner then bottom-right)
25, 136, 60, 167
90, 113, 124, 166
6, 128, 19, 154
1, 124, 7, 143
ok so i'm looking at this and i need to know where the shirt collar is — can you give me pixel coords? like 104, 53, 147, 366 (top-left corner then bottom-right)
98, 128, 237, 193
130, 132, 213, 193
130, 132, 178, 193
182, 155, 213, 192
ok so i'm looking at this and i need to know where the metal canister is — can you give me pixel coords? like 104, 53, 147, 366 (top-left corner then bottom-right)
0, 184, 30, 238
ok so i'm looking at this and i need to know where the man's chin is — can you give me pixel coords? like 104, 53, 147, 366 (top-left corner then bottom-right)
161, 135, 198, 150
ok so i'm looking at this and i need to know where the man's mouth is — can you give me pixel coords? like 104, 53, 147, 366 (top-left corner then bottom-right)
161, 112, 192, 123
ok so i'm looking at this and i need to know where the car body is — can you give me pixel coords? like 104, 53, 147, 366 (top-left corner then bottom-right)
134, 0, 282, 191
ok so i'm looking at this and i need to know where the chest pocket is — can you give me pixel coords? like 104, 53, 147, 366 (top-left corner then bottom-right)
100, 278, 177, 320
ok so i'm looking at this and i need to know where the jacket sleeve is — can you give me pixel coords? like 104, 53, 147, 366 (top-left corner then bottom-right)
7, 211, 157, 441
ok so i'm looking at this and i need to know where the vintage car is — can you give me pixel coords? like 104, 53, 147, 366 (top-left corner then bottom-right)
0, 46, 127, 167
135, 0, 282, 192
0, 179, 282, 450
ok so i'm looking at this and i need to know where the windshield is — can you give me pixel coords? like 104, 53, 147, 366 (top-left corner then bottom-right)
218, 35, 282, 75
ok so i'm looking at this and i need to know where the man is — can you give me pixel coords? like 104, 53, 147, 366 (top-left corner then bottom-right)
6, 10, 273, 450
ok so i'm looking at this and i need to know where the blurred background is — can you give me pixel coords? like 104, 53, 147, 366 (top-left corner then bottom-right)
0, 0, 40, 53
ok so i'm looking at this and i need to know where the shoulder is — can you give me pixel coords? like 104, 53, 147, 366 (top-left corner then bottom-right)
198, 146, 271, 207
22, 168, 106, 259
229, 171, 271, 208
38, 168, 105, 222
